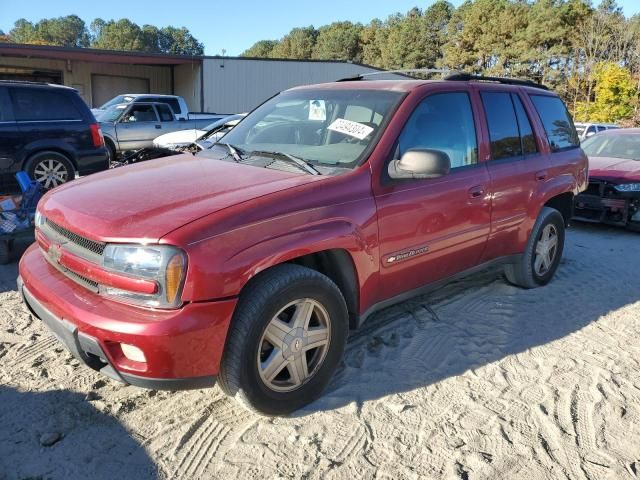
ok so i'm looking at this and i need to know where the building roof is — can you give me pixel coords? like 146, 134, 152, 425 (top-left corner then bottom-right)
0, 43, 386, 70
0, 43, 201, 65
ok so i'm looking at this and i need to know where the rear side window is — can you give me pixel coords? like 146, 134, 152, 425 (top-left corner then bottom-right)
512, 95, 537, 155
530, 95, 579, 151
151, 97, 180, 114
156, 104, 174, 122
0, 88, 13, 122
9, 87, 82, 121
481, 92, 521, 160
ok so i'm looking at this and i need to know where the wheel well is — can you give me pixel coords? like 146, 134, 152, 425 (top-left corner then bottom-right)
544, 192, 574, 226
287, 249, 359, 329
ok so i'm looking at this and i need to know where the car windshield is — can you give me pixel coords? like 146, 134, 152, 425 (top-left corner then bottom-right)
217, 89, 404, 169
581, 133, 640, 160
98, 95, 135, 110
95, 104, 128, 122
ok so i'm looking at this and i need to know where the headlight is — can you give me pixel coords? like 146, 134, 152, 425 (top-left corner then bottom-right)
100, 244, 187, 308
614, 183, 640, 192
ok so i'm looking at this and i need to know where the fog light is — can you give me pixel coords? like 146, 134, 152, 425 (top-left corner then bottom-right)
121, 343, 146, 363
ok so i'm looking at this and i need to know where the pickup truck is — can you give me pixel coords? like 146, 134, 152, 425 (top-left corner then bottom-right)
96, 102, 226, 159
19, 73, 587, 415
91, 93, 217, 121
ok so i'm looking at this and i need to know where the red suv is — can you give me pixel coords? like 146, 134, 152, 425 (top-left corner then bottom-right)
19, 74, 587, 415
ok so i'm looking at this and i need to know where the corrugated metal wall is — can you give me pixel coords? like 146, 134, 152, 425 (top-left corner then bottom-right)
0, 56, 172, 106
202, 59, 384, 114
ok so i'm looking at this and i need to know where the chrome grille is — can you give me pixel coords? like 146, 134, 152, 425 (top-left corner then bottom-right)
45, 219, 106, 256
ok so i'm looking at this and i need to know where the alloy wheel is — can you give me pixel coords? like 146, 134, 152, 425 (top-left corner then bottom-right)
257, 298, 331, 392
534, 224, 558, 276
33, 159, 69, 189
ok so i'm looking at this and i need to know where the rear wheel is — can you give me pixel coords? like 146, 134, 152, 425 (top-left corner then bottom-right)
26, 151, 74, 189
218, 264, 349, 416
504, 207, 565, 288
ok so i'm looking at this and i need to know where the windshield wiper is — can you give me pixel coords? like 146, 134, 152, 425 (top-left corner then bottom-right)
213, 142, 245, 162
249, 150, 321, 176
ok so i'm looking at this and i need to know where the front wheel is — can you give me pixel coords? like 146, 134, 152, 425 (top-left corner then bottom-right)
504, 207, 565, 288
218, 264, 349, 416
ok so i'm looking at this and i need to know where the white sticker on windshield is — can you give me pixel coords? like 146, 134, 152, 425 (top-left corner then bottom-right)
328, 118, 374, 140
309, 100, 326, 121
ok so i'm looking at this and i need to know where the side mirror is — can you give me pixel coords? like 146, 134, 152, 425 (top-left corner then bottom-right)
388, 149, 451, 180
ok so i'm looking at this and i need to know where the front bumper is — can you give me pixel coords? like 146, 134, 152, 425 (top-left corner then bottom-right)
574, 181, 640, 227
19, 244, 238, 390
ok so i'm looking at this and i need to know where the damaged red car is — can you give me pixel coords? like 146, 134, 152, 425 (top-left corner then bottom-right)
574, 128, 640, 231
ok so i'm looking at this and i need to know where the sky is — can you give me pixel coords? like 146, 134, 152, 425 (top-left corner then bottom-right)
2, 0, 640, 56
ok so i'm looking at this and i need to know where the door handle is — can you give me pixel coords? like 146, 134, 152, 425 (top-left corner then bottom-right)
535, 170, 548, 181
468, 185, 485, 199
155, 124, 161, 129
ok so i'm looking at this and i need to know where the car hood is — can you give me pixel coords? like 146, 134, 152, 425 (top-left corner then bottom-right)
589, 156, 640, 182
154, 129, 206, 146
40, 154, 325, 243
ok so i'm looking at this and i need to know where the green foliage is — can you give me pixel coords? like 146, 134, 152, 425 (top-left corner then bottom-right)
312, 22, 364, 62
6, 16, 203, 55
270, 26, 317, 59
242, 40, 279, 58
575, 62, 637, 122
10, 15, 89, 47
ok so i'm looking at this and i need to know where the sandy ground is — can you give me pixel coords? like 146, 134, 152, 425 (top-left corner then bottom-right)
1, 223, 639, 480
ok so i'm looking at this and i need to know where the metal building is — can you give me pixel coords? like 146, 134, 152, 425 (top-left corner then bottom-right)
0, 43, 385, 114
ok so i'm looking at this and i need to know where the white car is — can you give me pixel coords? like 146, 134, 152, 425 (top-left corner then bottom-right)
574, 122, 619, 142
153, 114, 246, 150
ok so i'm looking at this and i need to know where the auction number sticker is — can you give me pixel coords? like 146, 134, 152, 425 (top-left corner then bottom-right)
328, 118, 374, 140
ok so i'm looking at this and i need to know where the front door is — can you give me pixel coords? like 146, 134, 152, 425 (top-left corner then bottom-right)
115, 104, 161, 150
374, 91, 492, 300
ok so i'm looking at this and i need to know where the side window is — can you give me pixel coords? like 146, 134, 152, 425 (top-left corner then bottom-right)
10, 87, 82, 121
122, 105, 158, 123
164, 98, 181, 114
398, 92, 478, 169
156, 104, 175, 122
481, 92, 521, 160
512, 94, 537, 155
586, 126, 596, 135
530, 95, 579, 151
0, 88, 14, 122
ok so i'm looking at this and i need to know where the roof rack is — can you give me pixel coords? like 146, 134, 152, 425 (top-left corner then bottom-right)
443, 72, 549, 90
336, 68, 448, 82
336, 68, 548, 90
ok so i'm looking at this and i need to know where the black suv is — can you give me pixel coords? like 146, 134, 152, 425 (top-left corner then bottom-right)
0, 81, 108, 190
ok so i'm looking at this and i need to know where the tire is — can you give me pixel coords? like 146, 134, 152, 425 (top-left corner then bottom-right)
218, 264, 349, 416
504, 207, 565, 289
26, 151, 74, 189
0, 241, 9, 265
105, 139, 117, 167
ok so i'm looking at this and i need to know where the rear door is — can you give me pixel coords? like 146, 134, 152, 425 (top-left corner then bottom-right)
114, 103, 160, 150
374, 90, 492, 300
476, 88, 547, 260
0, 86, 21, 178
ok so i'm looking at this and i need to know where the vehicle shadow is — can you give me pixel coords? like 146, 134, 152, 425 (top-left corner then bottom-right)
0, 239, 32, 294
0, 386, 159, 480
300, 223, 640, 414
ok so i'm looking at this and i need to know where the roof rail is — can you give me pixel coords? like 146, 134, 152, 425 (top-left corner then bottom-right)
0, 79, 71, 88
336, 68, 449, 82
336, 68, 548, 90
444, 72, 549, 90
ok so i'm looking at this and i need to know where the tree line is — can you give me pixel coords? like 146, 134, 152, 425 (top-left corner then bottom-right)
0, 15, 204, 55
242, 0, 640, 125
